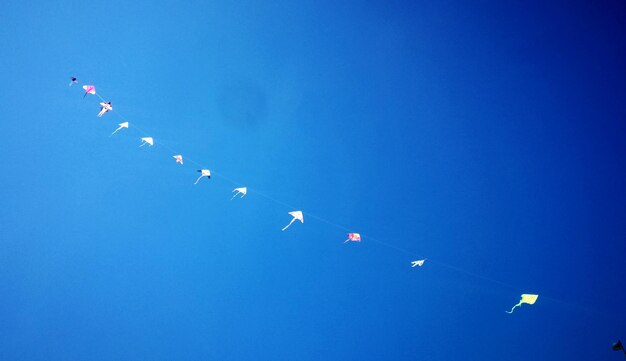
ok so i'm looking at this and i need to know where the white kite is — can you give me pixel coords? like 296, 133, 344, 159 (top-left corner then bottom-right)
194, 169, 211, 184
111, 122, 129, 136
231, 187, 247, 200
411, 259, 426, 267
140, 137, 154, 147
506, 294, 538, 313
173, 155, 183, 165
344, 233, 361, 243
97, 102, 113, 117
282, 211, 303, 231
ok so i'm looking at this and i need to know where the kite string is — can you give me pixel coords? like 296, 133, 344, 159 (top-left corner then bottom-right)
505, 302, 522, 314
75, 81, 533, 295
78, 81, 523, 290
281, 218, 297, 231
84, 81, 625, 318
78, 81, 626, 321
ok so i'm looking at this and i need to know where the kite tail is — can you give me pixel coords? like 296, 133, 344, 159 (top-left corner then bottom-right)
230, 193, 238, 200
505, 302, 522, 314
344, 239, 350, 243
194, 176, 203, 185
110, 128, 121, 137
281, 218, 296, 231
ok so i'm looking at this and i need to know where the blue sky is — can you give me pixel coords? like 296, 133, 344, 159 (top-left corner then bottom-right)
1, 0, 625, 360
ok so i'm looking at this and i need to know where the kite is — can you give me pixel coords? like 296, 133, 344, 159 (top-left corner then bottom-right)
69, 77, 77, 86
97, 102, 113, 117
344, 233, 361, 243
613, 341, 626, 355
173, 155, 184, 164
411, 259, 425, 267
506, 294, 538, 313
111, 122, 129, 136
82, 85, 96, 98
282, 211, 303, 231
231, 187, 247, 199
140, 137, 154, 147
194, 169, 211, 184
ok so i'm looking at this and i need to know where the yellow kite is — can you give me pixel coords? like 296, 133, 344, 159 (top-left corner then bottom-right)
506, 294, 538, 313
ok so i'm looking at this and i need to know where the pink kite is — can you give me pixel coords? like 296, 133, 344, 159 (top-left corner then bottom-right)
344, 233, 361, 243
82, 85, 96, 98
173, 155, 184, 165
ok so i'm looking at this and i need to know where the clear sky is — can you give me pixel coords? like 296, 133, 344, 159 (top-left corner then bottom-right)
1, 0, 625, 360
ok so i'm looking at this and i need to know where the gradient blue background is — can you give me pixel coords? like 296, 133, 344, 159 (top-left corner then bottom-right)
1, 1, 625, 360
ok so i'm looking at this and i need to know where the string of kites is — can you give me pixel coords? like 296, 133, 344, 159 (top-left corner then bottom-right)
69, 77, 538, 314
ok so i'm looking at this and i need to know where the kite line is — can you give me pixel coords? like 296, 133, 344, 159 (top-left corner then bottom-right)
71, 78, 564, 313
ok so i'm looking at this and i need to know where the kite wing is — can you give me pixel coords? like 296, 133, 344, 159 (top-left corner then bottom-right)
290, 211, 304, 223
520, 294, 538, 305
